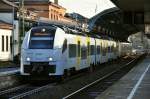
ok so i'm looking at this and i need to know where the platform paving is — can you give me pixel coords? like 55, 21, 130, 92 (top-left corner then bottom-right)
96, 55, 150, 99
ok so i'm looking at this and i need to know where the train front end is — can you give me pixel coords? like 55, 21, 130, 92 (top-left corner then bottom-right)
20, 26, 65, 77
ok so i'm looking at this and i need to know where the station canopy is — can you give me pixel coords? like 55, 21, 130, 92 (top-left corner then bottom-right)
89, 0, 150, 41
88, 7, 142, 42
110, 0, 149, 38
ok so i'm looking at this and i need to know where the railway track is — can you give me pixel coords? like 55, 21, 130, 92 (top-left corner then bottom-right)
0, 71, 85, 99
0, 55, 144, 99
62, 55, 143, 99
0, 83, 56, 99
0, 67, 88, 99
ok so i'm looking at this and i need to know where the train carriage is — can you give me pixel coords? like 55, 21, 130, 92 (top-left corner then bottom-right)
20, 25, 131, 79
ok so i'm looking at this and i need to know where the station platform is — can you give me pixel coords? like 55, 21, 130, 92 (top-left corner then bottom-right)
96, 55, 150, 99
0, 67, 19, 76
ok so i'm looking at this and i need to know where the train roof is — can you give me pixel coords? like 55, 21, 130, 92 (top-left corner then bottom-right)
35, 21, 115, 40
32, 26, 57, 30
31, 25, 115, 41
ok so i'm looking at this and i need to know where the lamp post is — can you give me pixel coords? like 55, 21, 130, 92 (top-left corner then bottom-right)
22, 0, 25, 37
12, 0, 15, 61
18, 0, 25, 52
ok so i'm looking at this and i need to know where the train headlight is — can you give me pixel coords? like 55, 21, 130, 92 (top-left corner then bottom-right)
26, 57, 30, 61
49, 58, 53, 61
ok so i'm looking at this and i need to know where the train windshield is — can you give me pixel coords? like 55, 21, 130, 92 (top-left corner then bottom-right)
29, 27, 56, 49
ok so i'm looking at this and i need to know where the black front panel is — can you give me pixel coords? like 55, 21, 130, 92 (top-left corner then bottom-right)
24, 62, 56, 75
47, 65, 56, 73
31, 62, 49, 66
24, 65, 32, 73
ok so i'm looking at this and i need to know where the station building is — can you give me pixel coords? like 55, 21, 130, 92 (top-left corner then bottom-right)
0, 1, 19, 61
24, 0, 76, 23
0, 20, 12, 61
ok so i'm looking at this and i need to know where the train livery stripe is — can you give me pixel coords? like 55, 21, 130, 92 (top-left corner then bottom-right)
86, 37, 90, 65
76, 35, 81, 70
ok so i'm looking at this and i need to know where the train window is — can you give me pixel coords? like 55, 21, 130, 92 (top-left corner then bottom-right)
81, 46, 87, 59
6, 36, 8, 52
108, 46, 111, 53
77, 41, 80, 57
51, 14, 53, 20
69, 44, 76, 58
90, 45, 95, 55
30, 40, 53, 49
29, 27, 56, 49
62, 39, 67, 53
102, 43, 106, 56
100, 42, 102, 54
112, 44, 114, 52
10, 36, 12, 53
106, 44, 108, 54
97, 46, 100, 54
2, 35, 4, 52
116, 44, 119, 52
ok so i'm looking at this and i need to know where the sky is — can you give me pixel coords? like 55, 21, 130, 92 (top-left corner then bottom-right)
52, 0, 116, 18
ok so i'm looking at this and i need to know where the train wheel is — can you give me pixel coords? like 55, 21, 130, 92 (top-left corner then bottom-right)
70, 68, 76, 75
19, 75, 29, 84
64, 69, 67, 77
64, 69, 71, 77
89, 64, 94, 73
56, 75, 64, 83
67, 69, 71, 76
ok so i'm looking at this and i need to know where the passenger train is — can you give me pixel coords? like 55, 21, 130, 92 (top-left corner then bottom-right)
20, 25, 132, 79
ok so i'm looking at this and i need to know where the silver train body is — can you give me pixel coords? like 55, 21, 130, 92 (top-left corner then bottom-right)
20, 26, 132, 76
